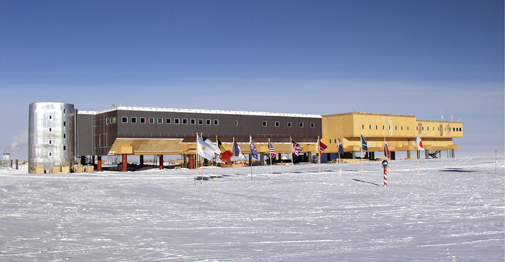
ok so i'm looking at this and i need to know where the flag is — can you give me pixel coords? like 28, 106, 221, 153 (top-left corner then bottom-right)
292, 140, 303, 156
250, 136, 258, 160
361, 135, 368, 151
268, 142, 277, 158
317, 141, 327, 155
218, 140, 233, 162
338, 138, 345, 156
416, 135, 425, 151
233, 141, 247, 160
197, 135, 216, 161
202, 136, 220, 155
384, 140, 390, 157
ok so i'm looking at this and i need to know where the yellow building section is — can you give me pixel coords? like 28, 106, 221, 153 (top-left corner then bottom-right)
322, 112, 463, 153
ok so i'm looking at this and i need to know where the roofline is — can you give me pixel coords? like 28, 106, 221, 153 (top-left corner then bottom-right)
322, 112, 416, 118
79, 106, 322, 118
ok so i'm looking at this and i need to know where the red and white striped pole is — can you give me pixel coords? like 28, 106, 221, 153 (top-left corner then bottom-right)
382, 160, 389, 187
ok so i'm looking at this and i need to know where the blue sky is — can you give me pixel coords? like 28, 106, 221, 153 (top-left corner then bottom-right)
1, 0, 503, 159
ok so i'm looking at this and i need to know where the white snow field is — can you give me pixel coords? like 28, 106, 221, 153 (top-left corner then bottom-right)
0, 156, 503, 261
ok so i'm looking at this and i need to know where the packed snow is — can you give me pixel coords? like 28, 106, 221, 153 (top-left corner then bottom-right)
0, 156, 503, 261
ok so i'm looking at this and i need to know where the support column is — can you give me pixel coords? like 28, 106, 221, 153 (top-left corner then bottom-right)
189, 154, 194, 169
182, 154, 187, 168
417, 151, 420, 159
249, 154, 252, 166
159, 155, 164, 170
425, 150, 429, 159
97, 156, 102, 172
352, 152, 356, 159
407, 151, 411, 159
140, 155, 144, 167
278, 153, 281, 163
80, 156, 86, 165
307, 152, 312, 163
452, 149, 455, 158
122, 154, 128, 172
260, 152, 265, 166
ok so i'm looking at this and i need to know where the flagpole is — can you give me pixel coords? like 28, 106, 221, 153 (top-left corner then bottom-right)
250, 136, 253, 181
361, 135, 363, 176
195, 133, 198, 182
290, 136, 294, 176
317, 136, 321, 176
201, 132, 204, 183
339, 148, 341, 176
233, 137, 236, 182
215, 135, 218, 182
269, 138, 273, 178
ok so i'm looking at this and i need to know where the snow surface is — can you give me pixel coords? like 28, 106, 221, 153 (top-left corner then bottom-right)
0, 157, 503, 261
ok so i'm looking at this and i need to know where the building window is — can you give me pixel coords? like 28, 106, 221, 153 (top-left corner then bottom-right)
376, 125, 378, 130
149, 117, 155, 124
362, 125, 364, 129
407, 126, 409, 130
213, 119, 219, 125
48, 140, 52, 145
190, 119, 196, 125
206, 119, 211, 125
49, 128, 52, 132
166, 118, 171, 124
122, 117, 128, 123
63, 134, 66, 139
299, 122, 304, 128
174, 118, 180, 125
401, 126, 403, 130
395, 126, 397, 130
157, 118, 163, 124
334, 139, 337, 143
131, 117, 137, 124
49, 115, 53, 120
275, 121, 280, 127
262, 121, 267, 127
63, 145, 66, 151
198, 119, 203, 125
234, 120, 239, 126
63, 121, 66, 127
369, 125, 371, 129
422, 127, 424, 131
310, 122, 315, 128
389, 126, 391, 130
113, 117, 116, 124
287, 122, 292, 128
48, 152, 52, 157
453, 128, 455, 131
106, 118, 109, 125
383, 125, 385, 130
182, 118, 188, 125
427, 127, 429, 131
63, 109, 67, 114
140, 117, 146, 124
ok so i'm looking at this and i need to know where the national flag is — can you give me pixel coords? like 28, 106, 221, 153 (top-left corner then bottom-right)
338, 138, 345, 156
317, 141, 327, 155
202, 136, 220, 155
197, 135, 216, 161
292, 140, 303, 156
416, 135, 425, 151
218, 140, 233, 162
384, 139, 390, 157
233, 141, 247, 160
250, 136, 258, 160
361, 135, 368, 151
268, 142, 277, 158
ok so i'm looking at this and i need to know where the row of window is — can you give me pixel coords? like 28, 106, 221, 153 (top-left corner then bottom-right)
119, 116, 315, 128
46, 146, 67, 157
361, 125, 462, 132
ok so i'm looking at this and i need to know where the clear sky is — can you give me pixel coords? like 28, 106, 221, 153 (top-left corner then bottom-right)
1, 0, 503, 159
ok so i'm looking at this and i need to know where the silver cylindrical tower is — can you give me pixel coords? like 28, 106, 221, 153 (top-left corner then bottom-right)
28, 102, 75, 173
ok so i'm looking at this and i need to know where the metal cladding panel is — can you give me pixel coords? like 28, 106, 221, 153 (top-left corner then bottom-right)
76, 113, 95, 156
115, 110, 322, 143
94, 111, 118, 156
28, 102, 75, 172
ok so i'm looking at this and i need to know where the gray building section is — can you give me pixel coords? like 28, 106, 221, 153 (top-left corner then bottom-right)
76, 112, 95, 156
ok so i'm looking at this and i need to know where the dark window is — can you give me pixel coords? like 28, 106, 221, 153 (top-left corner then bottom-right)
362, 125, 364, 129
63, 121, 66, 127
131, 117, 137, 123
157, 118, 163, 124
287, 122, 292, 127
182, 118, 188, 125
369, 125, 371, 129
206, 119, 211, 125
49, 128, 52, 132
106, 118, 109, 125
63, 145, 66, 151
198, 119, 203, 125
275, 121, 280, 127
48, 140, 52, 145
166, 118, 171, 124
174, 118, 180, 124
64, 134, 66, 139
63, 109, 67, 114
122, 117, 128, 123
149, 117, 154, 124
262, 121, 267, 127
49, 115, 52, 120
310, 122, 315, 128
140, 117, 146, 124
234, 120, 239, 126
299, 122, 304, 128
190, 119, 196, 125
213, 119, 219, 125
376, 125, 378, 130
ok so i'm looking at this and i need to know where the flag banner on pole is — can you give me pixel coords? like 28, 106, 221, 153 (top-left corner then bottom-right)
197, 135, 216, 161
268, 142, 277, 158
233, 141, 247, 160
361, 135, 368, 151
317, 141, 327, 155
338, 138, 345, 156
416, 135, 425, 151
292, 140, 303, 156
218, 140, 233, 162
202, 136, 220, 155
384, 140, 390, 157
250, 136, 258, 160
